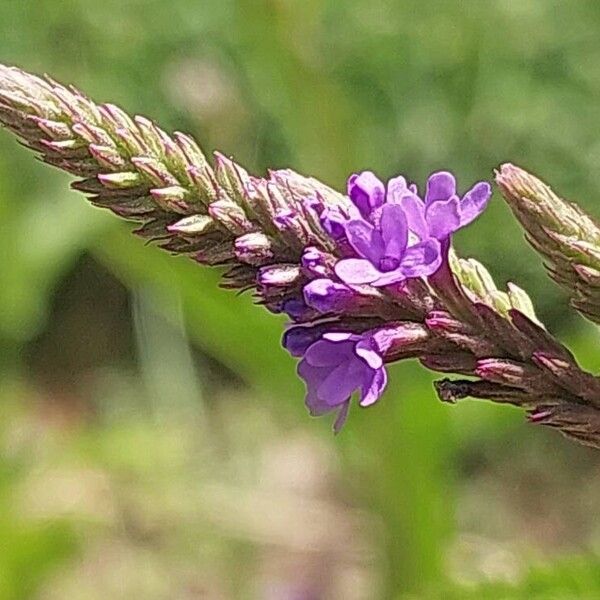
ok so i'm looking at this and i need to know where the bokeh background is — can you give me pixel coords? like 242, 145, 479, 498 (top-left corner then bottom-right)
1, 1, 600, 598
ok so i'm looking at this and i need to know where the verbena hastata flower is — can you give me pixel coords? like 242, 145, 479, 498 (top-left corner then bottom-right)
348, 170, 491, 241
296, 332, 386, 432
334, 204, 442, 286
2, 65, 600, 448
289, 170, 491, 430
333, 171, 491, 287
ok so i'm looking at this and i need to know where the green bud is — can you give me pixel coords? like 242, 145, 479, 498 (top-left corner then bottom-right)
89, 144, 128, 170
133, 115, 165, 157
173, 132, 210, 170
507, 282, 539, 324
486, 290, 512, 316
72, 122, 115, 147
29, 116, 71, 140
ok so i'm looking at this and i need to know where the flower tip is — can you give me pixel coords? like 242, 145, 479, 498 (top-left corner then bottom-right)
495, 162, 524, 183
213, 151, 231, 169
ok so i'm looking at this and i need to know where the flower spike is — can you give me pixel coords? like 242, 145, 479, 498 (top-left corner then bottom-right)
1, 65, 600, 446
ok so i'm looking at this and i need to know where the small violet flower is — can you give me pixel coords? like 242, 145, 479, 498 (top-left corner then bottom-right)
296, 332, 387, 432
334, 203, 442, 286
332, 170, 491, 287
400, 171, 492, 241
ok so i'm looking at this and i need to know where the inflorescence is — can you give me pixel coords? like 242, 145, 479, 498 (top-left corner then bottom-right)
2, 65, 600, 447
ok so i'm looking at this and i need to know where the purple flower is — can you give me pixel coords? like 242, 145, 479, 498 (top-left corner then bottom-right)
332, 170, 491, 286
346, 170, 491, 241
388, 171, 491, 241
297, 332, 387, 432
334, 203, 441, 286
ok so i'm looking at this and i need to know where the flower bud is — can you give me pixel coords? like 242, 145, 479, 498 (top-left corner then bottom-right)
496, 163, 600, 325
532, 351, 600, 405
370, 322, 431, 360
208, 198, 253, 235
234, 232, 274, 266
167, 214, 214, 236
131, 156, 178, 187
89, 144, 128, 170
475, 358, 558, 394
98, 171, 142, 189
303, 278, 396, 318
30, 116, 71, 140
257, 264, 301, 289
303, 278, 357, 314
214, 152, 251, 205
150, 185, 190, 214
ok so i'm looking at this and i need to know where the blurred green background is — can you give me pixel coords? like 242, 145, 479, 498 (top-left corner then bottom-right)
1, 1, 600, 598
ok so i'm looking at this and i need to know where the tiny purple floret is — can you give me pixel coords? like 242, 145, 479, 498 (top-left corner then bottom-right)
395, 170, 492, 241
333, 170, 491, 286
297, 332, 387, 432
334, 203, 441, 286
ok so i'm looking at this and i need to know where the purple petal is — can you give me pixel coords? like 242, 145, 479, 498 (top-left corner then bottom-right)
283, 326, 324, 357
425, 171, 456, 205
322, 332, 356, 343
359, 367, 387, 407
399, 238, 442, 278
321, 205, 358, 240
425, 196, 461, 239
348, 171, 386, 219
460, 181, 492, 226
370, 268, 407, 287
305, 390, 331, 416
335, 258, 381, 285
304, 339, 349, 367
380, 204, 408, 260
297, 360, 329, 399
344, 219, 385, 262
355, 340, 384, 369
317, 361, 363, 405
399, 193, 429, 240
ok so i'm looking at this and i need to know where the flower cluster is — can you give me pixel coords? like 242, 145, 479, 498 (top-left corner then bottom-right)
5, 64, 600, 448
285, 171, 491, 430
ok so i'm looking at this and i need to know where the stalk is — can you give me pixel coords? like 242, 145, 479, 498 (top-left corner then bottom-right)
1, 65, 599, 448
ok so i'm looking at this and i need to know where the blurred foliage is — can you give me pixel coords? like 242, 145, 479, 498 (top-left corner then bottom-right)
1, 0, 600, 598
437, 557, 600, 599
